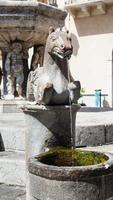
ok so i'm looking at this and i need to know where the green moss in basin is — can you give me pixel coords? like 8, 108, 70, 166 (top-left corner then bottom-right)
36, 147, 108, 167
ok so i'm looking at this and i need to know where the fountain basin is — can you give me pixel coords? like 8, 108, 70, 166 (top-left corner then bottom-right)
28, 149, 113, 200
35, 147, 108, 166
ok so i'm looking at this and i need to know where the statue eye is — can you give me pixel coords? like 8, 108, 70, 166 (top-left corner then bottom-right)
52, 36, 56, 41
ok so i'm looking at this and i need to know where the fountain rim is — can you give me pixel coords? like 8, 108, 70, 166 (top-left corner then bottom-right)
28, 152, 113, 181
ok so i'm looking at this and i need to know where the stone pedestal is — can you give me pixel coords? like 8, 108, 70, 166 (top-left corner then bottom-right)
21, 104, 80, 159
21, 104, 80, 200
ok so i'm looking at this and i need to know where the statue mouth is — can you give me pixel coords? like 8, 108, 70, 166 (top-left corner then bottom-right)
51, 47, 72, 59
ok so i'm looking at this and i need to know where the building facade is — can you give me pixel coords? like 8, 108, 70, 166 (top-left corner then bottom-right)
38, 0, 58, 6
65, 0, 113, 107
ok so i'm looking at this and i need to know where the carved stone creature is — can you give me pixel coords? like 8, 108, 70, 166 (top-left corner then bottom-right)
5, 41, 25, 99
27, 27, 81, 105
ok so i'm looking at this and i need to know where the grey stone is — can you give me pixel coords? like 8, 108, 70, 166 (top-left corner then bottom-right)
16, 195, 26, 200
76, 125, 105, 147
0, 1, 66, 49
0, 127, 25, 151
0, 100, 27, 113
0, 151, 25, 186
0, 113, 26, 151
30, 174, 101, 200
0, 2, 66, 98
76, 111, 113, 146
4, 41, 25, 98
82, 144, 113, 154
27, 28, 80, 105
21, 104, 80, 159
105, 124, 113, 144
28, 152, 113, 200
0, 184, 25, 200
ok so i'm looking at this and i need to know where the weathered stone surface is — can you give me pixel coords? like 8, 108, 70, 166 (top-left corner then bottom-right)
0, 102, 26, 151
16, 195, 26, 200
0, 127, 25, 151
0, 100, 27, 113
5, 41, 25, 98
0, 151, 25, 186
76, 125, 105, 147
29, 174, 101, 200
76, 111, 113, 146
28, 152, 113, 200
0, 1, 67, 48
27, 28, 80, 105
105, 124, 113, 144
21, 104, 80, 159
0, 184, 25, 200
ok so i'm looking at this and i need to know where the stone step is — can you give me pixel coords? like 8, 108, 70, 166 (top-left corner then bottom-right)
77, 123, 113, 147
0, 112, 26, 151
0, 126, 25, 151
76, 111, 113, 147
0, 113, 25, 127
0, 100, 26, 113
0, 184, 25, 200
0, 151, 26, 186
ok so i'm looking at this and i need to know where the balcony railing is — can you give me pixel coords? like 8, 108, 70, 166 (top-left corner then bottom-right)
65, 0, 85, 4
65, 0, 113, 18
65, 0, 100, 4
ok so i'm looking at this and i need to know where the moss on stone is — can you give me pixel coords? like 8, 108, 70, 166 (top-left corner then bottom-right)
36, 147, 108, 167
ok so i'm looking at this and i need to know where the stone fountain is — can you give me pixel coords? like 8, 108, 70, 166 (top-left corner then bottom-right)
21, 21, 113, 200
0, 0, 66, 99
0, 1, 113, 200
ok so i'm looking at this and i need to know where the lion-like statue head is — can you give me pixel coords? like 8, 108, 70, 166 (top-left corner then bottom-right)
46, 27, 73, 60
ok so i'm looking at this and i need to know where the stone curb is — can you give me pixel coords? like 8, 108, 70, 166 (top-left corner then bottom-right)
76, 123, 113, 147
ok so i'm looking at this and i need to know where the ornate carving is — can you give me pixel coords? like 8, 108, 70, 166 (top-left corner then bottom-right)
5, 41, 26, 99
27, 27, 81, 105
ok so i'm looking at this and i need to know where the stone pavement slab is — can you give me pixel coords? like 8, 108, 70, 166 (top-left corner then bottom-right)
0, 151, 25, 186
0, 184, 25, 200
77, 110, 113, 126
82, 144, 113, 154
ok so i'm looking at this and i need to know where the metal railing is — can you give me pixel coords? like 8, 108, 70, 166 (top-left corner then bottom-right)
80, 93, 108, 107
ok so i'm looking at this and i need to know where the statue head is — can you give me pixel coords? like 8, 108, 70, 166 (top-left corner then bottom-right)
46, 27, 73, 60
11, 40, 23, 53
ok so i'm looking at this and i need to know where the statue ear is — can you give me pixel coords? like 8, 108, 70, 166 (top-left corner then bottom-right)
49, 26, 55, 34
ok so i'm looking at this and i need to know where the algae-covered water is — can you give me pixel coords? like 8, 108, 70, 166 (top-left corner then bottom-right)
36, 147, 108, 167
